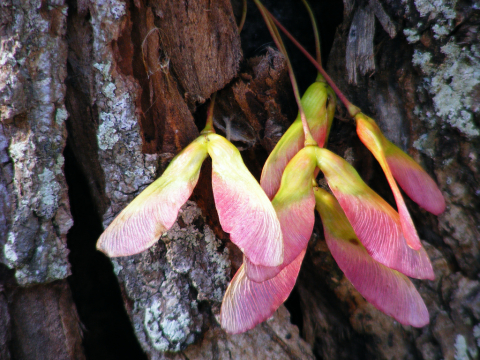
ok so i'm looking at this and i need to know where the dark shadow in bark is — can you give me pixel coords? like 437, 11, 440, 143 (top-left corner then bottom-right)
239, 0, 344, 93
64, 142, 147, 360
284, 287, 304, 331
64, 1, 147, 356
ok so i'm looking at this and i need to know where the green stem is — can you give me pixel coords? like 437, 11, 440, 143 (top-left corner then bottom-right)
300, 0, 324, 79
253, 0, 317, 147
265, 7, 361, 118
201, 92, 217, 134
238, 0, 248, 33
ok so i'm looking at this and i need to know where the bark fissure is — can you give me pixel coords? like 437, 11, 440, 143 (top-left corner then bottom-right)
64, 141, 147, 359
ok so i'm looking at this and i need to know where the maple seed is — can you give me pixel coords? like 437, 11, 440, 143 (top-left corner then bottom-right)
220, 250, 305, 334
207, 134, 283, 267
96, 137, 208, 257
356, 113, 423, 250
245, 146, 317, 282
97, 133, 283, 268
314, 187, 429, 327
260, 80, 336, 200
314, 147, 435, 280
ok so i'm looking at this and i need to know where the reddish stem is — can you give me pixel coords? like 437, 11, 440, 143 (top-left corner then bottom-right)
265, 9, 360, 118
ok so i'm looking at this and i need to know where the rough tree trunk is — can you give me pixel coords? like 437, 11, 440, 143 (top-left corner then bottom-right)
0, 0, 478, 359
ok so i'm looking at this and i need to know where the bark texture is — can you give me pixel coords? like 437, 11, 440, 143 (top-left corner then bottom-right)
1, 0, 84, 358
7, 280, 85, 360
1, 0, 72, 287
0, 0, 479, 359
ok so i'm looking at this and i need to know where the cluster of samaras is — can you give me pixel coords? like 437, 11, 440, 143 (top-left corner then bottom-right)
97, 77, 445, 334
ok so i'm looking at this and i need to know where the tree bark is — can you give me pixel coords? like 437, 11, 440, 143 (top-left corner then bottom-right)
0, 0, 479, 359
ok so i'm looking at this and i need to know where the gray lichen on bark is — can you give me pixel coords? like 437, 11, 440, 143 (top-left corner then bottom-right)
0, 0, 72, 285
112, 201, 230, 353
401, 0, 480, 278
88, 0, 160, 227
133, 305, 314, 360
403, 0, 479, 137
